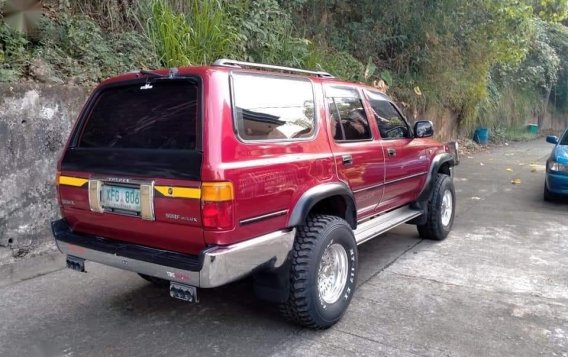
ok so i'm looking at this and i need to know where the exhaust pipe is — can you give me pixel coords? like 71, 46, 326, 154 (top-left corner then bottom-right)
66, 256, 86, 272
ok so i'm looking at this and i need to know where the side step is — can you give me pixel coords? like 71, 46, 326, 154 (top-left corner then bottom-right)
354, 205, 423, 245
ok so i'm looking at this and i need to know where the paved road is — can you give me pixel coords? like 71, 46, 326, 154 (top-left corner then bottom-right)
1, 139, 567, 357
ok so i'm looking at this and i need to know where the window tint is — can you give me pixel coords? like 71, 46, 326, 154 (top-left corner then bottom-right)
561, 130, 568, 145
79, 81, 198, 150
232, 73, 315, 141
366, 90, 410, 139
327, 89, 372, 141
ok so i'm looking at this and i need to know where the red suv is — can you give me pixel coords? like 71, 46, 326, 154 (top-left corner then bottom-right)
52, 59, 458, 328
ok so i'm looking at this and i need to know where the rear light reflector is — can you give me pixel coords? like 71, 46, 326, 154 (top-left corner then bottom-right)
140, 184, 155, 220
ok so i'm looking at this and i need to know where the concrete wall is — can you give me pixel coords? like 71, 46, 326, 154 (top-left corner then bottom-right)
0, 84, 88, 263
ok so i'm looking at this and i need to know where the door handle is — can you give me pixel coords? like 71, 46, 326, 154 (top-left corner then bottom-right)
342, 154, 353, 165
387, 148, 396, 157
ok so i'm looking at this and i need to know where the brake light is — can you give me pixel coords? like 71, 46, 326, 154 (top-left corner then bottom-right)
201, 182, 234, 230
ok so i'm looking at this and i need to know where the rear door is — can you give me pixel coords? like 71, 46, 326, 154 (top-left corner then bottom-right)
324, 85, 385, 219
364, 90, 429, 213
58, 78, 205, 255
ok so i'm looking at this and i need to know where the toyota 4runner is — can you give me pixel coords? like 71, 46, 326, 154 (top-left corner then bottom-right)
52, 59, 459, 329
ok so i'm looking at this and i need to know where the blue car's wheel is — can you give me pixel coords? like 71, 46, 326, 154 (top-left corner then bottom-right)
544, 182, 554, 202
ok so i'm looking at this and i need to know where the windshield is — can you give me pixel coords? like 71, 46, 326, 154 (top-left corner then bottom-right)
79, 81, 198, 150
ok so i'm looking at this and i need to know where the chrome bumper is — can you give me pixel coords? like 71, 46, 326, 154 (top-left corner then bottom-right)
52, 221, 295, 288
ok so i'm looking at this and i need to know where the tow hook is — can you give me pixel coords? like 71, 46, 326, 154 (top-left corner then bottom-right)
170, 282, 198, 303
66, 255, 85, 272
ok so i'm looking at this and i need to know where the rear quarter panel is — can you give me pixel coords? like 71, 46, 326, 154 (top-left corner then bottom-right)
202, 73, 336, 245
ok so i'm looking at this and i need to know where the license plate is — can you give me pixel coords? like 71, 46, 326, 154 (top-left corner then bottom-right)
101, 185, 141, 212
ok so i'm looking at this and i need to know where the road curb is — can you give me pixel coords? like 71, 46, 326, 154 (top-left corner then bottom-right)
0, 250, 65, 288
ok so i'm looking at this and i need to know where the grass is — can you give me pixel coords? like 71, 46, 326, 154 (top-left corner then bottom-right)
492, 126, 539, 143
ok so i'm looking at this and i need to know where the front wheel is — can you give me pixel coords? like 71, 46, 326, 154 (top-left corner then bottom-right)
417, 174, 455, 240
280, 215, 358, 329
544, 181, 555, 202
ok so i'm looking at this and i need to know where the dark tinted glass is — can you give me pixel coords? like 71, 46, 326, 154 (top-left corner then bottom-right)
328, 96, 372, 141
561, 130, 568, 145
366, 90, 410, 139
79, 81, 198, 150
232, 73, 315, 141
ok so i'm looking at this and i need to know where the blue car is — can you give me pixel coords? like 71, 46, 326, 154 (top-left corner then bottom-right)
544, 128, 568, 201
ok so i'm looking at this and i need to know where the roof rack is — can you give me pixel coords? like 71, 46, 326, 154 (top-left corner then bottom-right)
213, 59, 334, 78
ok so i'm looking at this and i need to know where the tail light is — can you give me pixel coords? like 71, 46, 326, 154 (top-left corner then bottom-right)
201, 182, 234, 230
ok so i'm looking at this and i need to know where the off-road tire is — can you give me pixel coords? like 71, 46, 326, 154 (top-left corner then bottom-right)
138, 273, 169, 287
279, 215, 358, 329
417, 174, 455, 240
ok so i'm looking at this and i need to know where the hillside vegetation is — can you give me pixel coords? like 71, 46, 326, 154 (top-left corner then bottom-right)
1, 0, 568, 135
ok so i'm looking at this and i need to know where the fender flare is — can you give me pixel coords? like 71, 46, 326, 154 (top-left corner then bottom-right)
416, 153, 455, 203
287, 182, 357, 229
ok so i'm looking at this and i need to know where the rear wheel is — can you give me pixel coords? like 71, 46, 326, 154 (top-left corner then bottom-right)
279, 215, 358, 329
417, 174, 455, 240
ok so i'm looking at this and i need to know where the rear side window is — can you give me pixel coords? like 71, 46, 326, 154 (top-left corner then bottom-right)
79, 81, 199, 150
232, 73, 315, 141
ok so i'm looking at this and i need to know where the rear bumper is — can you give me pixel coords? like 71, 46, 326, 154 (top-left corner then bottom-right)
51, 219, 295, 288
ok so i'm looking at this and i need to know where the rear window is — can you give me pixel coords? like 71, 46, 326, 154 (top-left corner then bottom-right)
231, 73, 315, 141
79, 81, 198, 150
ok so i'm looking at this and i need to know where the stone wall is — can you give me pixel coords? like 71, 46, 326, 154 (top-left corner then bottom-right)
0, 84, 89, 263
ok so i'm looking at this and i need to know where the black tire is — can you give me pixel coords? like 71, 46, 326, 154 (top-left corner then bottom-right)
279, 215, 358, 329
544, 182, 554, 202
417, 174, 455, 240
138, 273, 169, 287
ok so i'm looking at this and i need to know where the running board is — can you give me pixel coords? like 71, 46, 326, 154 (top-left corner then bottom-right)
354, 206, 423, 245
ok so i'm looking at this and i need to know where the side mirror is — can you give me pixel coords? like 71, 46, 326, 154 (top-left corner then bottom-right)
414, 120, 434, 138
546, 135, 559, 144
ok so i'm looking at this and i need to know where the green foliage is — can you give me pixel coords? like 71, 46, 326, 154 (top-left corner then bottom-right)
3, 0, 568, 137
144, 0, 239, 66
0, 23, 28, 81
36, 15, 157, 83
534, 0, 568, 22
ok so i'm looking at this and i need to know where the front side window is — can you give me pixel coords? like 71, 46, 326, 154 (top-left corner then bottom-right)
366, 90, 410, 139
326, 86, 372, 142
79, 81, 199, 150
232, 73, 315, 141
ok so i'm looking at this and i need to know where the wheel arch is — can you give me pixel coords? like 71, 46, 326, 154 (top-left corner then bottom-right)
416, 153, 455, 203
287, 182, 357, 229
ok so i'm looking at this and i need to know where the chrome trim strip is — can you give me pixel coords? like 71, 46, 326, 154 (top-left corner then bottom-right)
357, 205, 376, 214
351, 171, 427, 194
352, 182, 385, 193
56, 229, 296, 289
384, 171, 427, 186
240, 210, 288, 225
